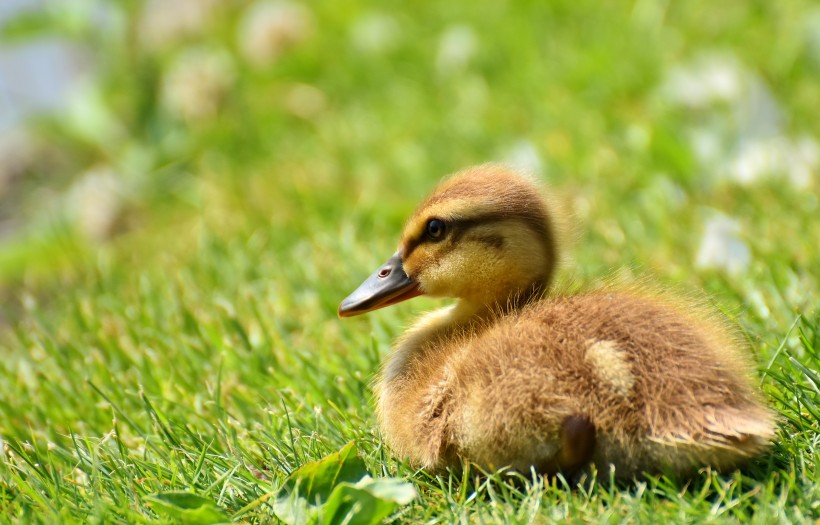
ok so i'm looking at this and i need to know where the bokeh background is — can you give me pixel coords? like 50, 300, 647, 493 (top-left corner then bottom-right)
1, 0, 819, 522
2, 0, 818, 302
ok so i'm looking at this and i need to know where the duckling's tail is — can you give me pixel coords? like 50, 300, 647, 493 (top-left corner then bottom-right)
649, 403, 777, 471
699, 404, 777, 457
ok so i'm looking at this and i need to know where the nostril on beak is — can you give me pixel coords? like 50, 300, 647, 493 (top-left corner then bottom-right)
378, 267, 391, 279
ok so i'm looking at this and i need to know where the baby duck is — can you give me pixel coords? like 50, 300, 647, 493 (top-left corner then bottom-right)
339, 165, 775, 480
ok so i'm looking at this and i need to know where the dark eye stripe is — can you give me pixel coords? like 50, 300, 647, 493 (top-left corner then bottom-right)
400, 203, 556, 284
403, 213, 512, 258
447, 214, 512, 244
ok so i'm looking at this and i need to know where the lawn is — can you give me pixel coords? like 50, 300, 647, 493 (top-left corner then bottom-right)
1, 0, 819, 523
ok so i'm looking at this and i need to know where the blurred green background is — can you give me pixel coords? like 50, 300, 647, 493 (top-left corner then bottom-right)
1, 0, 817, 303
1, 0, 819, 522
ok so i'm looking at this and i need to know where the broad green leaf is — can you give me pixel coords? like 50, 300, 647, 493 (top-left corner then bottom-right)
352, 477, 417, 505
271, 491, 318, 525
147, 491, 230, 525
282, 441, 368, 503
273, 442, 416, 525
321, 476, 418, 525
274, 476, 417, 525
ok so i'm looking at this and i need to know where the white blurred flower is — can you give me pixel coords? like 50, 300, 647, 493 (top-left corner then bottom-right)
736, 77, 783, 140
659, 53, 782, 137
658, 52, 817, 189
728, 135, 819, 188
66, 166, 127, 242
162, 48, 235, 122
729, 140, 780, 185
65, 81, 126, 148
660, 54, 744, 109
436, 25, 478, 74
74, 468, 89, 487
744, 288, 771, 320
789, 136, 820, 187
238, 1, 313, 67
502, 139, 544, 176
695, 214, 750, 275
349, 12, 401, 54
139, 0, 218, 49
688, 128, 724, 167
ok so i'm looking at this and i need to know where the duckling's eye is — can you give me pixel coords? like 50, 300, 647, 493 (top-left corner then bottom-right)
426, 219, 446, 241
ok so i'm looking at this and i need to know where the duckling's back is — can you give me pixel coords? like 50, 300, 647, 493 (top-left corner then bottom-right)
435, 291, 775, 479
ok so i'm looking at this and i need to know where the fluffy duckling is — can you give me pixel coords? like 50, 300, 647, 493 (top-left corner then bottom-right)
339, 165, 775, 479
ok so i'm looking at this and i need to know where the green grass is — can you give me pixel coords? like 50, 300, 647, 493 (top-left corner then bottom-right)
1, 0, 819, 522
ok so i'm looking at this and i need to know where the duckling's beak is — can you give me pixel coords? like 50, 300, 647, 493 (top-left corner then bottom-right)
338, 251, 423, 318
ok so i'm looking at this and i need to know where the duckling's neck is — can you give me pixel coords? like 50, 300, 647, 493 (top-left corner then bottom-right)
379, 277, 549, 383
381, 290, 537, 382
380, 300, 484, 385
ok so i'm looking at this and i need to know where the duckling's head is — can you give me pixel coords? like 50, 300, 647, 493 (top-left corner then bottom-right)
339, 164, 557, 317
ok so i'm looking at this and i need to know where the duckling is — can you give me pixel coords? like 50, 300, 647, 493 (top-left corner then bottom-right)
338, 164, 775, 480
